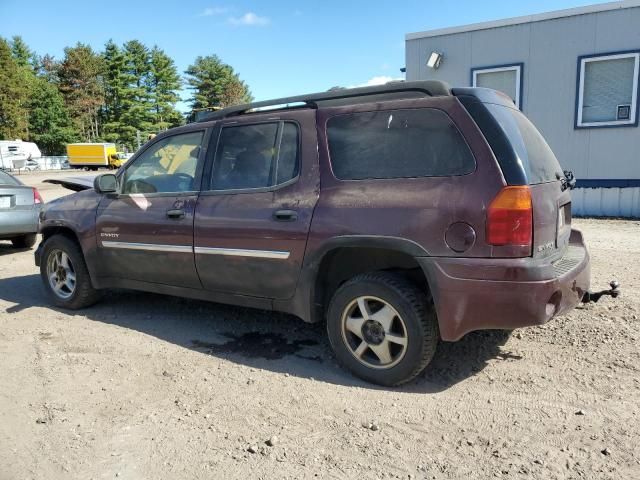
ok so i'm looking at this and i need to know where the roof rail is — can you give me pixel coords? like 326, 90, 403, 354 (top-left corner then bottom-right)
197, 80, 451, 122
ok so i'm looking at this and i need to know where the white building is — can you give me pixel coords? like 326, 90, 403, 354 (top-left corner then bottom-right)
405, 0, 640, 217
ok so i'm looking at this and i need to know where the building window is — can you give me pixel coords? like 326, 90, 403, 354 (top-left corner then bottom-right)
471, 64, 523, 109
576, 51, 640, 128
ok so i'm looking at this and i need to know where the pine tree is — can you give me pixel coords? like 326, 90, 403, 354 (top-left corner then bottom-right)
149, 46, 183, 131
10, 35, 35, 70
120, 40, 154, 148
57, 43, 104, 141
185, 55, 253, 113
101, 40, 129, 143
0, 37, 29, 139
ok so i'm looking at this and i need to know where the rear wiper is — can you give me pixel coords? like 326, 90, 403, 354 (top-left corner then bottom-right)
560, 170, 576, 191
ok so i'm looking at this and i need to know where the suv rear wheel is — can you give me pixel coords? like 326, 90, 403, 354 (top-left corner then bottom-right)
40, 235, 102, 309
327, 272, 438, 386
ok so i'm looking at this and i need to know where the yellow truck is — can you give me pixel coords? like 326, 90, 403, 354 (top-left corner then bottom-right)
66, 143, 125, 170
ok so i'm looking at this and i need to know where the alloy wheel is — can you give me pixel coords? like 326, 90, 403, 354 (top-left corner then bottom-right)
46, 249, 76, 299
340, 296, 408, 369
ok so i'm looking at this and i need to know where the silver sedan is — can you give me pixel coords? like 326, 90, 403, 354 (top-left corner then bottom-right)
0, 170, 43, 248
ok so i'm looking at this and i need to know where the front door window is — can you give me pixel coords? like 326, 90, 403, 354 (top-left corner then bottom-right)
123, 131, 204, 194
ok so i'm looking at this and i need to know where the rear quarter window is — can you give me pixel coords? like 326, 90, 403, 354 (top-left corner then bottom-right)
459, 96, 563, 185
326, 108, 475, 180
506, 108, 563, 185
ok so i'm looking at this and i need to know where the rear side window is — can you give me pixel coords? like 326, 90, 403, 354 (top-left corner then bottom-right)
502, 106, 563, 184
459, 97, 563, 185
211, 121, 299, 190
327, 108, 475, 180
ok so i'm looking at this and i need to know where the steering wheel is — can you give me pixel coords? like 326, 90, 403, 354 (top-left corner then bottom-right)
125, 179, 157, 194
173, 172, 194, 190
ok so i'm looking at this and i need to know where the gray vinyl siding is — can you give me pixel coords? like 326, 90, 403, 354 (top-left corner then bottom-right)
406, 6, 640, 216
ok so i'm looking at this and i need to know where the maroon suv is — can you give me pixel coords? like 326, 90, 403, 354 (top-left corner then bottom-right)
36, 81, 591, 386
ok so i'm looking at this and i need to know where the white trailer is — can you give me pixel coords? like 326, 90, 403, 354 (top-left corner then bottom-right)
0, 140, 42, 170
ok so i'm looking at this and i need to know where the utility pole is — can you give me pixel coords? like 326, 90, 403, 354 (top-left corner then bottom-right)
136, 130, 141, 151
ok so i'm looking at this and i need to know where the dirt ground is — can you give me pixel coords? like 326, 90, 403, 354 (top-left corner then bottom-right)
1, 171, 639, 480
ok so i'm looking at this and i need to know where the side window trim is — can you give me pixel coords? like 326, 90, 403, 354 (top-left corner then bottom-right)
272, 121, 285, 185
116, 129, 208, 196
203, 119, 301, 195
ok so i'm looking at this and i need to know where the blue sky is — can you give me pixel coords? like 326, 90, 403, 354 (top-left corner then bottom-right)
0, 0, 608, 110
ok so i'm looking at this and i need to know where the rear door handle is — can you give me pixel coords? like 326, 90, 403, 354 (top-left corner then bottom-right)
273, 209, 298, 222
166, 208, 185, 219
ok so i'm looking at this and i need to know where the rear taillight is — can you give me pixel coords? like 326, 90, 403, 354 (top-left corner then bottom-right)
486, 186, 532, 247
33, 188, 43, 204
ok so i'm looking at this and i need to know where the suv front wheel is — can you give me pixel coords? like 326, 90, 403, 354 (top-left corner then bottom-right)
327, 272, 438, 386
40, 235, 102, 309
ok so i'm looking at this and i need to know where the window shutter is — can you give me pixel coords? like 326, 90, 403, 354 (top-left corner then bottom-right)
582, 56, 636, 123
476, 70, 518, 106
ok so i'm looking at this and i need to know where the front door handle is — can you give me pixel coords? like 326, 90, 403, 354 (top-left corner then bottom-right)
166, 208, 185, 219
273, 209, 298, 222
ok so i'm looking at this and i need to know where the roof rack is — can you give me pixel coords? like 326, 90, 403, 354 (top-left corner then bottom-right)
197, 80, 451, 122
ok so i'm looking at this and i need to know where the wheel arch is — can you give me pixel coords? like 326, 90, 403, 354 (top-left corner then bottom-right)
38, 224, 100, 288
40, 225, 82, 245
281, 236, 435, 325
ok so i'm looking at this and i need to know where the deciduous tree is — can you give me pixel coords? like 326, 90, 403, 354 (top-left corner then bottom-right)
0, 38, 29, 139
57, 43, 104, 141
28, 77, 77, 154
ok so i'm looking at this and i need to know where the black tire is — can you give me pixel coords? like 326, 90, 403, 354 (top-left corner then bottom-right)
40, 235, 102, 309
327, 272, 439, 387
11, 233, 37, 249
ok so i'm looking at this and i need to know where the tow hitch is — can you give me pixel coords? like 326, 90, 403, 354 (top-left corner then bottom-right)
582, 281, 620, 303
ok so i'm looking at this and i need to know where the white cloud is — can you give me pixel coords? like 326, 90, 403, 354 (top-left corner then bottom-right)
199, 6, 228, 17
350, 76, 403, 88
228, 12, 270, 26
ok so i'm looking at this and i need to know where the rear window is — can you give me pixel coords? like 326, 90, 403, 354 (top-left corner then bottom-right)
327, 108, 475, 180
461, 98, 563, 185
0, 170, 21, 186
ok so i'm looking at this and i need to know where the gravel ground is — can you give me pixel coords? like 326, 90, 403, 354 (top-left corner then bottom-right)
0, 174, 638, 479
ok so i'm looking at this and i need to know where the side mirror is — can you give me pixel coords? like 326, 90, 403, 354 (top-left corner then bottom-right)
94, 173, 118, 194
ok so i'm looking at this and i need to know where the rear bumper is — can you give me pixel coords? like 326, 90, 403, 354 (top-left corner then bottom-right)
418, 229, 590, 341
0, 208, 39, 238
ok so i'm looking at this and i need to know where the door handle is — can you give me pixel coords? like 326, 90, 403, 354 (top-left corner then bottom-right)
166, 208, 185, 219
273, 209, 298, 222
